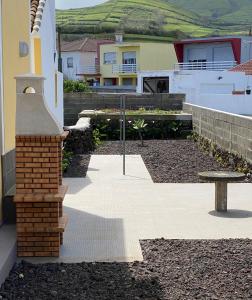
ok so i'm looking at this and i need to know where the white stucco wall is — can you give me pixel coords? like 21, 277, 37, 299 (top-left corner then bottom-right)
241, 37, 252, 63
137, 69, 252, 115
62, 51, 82, 80
62, 51, 97, 80
173, 70, 252, 114
38, 0, 63, 127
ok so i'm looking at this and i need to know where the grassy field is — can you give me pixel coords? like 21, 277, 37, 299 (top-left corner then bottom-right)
56, 0, 251, 42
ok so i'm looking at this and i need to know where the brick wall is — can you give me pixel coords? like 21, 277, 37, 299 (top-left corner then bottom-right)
14, 133, 68, 257
183, 103, 252, 164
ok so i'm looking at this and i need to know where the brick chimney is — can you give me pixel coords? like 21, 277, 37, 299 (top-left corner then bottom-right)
14, 75, 68, 257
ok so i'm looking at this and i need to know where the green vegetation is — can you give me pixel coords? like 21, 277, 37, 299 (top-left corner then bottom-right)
168, 0, 252, 20
101, 108, 182, 115
133, 119, 147, 146
64, 80, 91, 93
62, 150, 73, 172
189, 132, 252, 175
56, 0, 252, 42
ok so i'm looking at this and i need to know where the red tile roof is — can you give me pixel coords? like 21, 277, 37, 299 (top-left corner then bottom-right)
230, 59, 252, 75
61, 38, 113, 53
30, 0, 46, 33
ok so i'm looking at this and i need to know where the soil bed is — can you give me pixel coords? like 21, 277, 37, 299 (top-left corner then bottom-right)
1, 239, 252, 299
64, 140, 251, 183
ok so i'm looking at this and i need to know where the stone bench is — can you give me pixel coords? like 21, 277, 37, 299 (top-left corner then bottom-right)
198, 171, 246, 212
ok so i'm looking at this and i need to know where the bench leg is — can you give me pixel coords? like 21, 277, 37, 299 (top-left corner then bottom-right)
215, 182, 227, 212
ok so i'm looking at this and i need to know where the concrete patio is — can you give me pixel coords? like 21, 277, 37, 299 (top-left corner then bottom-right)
23, 155, 252, 264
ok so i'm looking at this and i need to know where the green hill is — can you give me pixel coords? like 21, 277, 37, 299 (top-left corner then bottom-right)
56, 0, 252, 42
167, 0, 252, 19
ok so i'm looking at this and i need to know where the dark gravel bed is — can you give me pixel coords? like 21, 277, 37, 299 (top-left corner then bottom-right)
63, 140, 251, 182
1, 239, 252, 299
63, 154, 90, 178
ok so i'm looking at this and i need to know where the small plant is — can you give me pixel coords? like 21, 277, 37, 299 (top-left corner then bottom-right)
64, 80, 91, 93
169, 121, 182, 137
133, 119, 147, 147
92, 129, 102, 146
62, 150, 73, 172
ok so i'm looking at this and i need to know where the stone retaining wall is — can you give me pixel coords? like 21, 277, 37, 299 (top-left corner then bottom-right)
183, 103, 252, 163
64, 93, 185, 125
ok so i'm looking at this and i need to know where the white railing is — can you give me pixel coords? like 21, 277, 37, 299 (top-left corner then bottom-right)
76, 65, 100, 75
112, 64, 138, 74
175, 61, 237, 71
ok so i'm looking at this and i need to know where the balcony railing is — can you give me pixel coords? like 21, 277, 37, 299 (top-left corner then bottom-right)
112, 64, 138, 74
175, 61, 237, 71
76, 65, 100, 75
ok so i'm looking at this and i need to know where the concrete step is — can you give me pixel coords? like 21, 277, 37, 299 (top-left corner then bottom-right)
0, 225, 16, 286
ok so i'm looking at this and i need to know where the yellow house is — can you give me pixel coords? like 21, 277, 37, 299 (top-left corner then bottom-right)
100, 38, 177, 87
0, 0, 63, 226
0, 0, 31, 224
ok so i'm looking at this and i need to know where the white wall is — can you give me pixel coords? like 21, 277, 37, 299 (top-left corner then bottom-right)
194, 94, 252, 115
39, 0, 63, 127
241, 37, 252, 63
172, 70, 252, 115
137, 69, 252, 115
62, 51, 82, 80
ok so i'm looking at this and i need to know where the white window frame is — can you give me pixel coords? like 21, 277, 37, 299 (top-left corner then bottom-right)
67, 57, 74, 68
104, 52, 116, 65
123, 51, 136, 65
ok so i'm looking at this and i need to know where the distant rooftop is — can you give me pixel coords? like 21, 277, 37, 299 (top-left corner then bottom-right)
230, 59, 252, 75
61, 38, 113, 53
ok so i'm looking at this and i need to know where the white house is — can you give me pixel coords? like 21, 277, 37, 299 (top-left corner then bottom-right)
137, 36, 252, 115
61, 38, 113, 83
174, 36, 252, 69
31, 0, 64, 126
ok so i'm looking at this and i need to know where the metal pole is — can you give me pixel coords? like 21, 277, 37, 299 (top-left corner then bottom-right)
57, 27, 62, 72
122, 95, 126, 175
120, 96, 123, 145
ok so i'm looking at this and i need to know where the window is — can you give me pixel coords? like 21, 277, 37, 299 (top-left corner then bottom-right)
67, 57, 73, 68
104, 52, 116, 64
123, 52, 136, 65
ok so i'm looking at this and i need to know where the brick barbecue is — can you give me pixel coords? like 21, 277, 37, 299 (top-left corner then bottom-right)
14, 74, 68, 257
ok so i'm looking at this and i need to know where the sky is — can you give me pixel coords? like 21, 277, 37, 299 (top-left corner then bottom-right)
55, 0, 108, 9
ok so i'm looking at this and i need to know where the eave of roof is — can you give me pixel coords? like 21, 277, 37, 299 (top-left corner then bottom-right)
30, 0, 47, 33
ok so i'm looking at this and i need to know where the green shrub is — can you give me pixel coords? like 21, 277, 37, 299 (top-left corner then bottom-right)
133, 119, 147, 146
64, 80, 91, 93
62, 150, 73, 172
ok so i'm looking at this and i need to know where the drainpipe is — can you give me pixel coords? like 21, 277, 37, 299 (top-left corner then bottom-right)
0, 0, 5, 155
57, 27, 62, 72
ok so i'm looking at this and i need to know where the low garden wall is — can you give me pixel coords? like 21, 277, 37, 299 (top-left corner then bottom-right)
183, 103, 252, 163
64, 93, 185, 125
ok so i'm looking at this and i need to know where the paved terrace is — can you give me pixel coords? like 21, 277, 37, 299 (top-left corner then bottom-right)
22, 155, 252, 264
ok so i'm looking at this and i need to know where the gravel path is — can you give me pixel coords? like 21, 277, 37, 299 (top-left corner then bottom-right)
64, 140, 250, 183
1, 239, 252, 299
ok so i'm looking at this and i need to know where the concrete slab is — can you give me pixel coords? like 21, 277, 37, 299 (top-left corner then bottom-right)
0, 225, 16, 286
22, 155, 252, 264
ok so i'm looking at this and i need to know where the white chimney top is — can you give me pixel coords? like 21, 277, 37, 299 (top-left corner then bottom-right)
115, 32, 124, 43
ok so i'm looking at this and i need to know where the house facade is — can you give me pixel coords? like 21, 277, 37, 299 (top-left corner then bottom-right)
0, 0, 63, 226
174, 36, 252, 71
31, 0, 63, 126
61, 38, 113, 83
100, 39, 177, 87
0, 0, 31, 225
